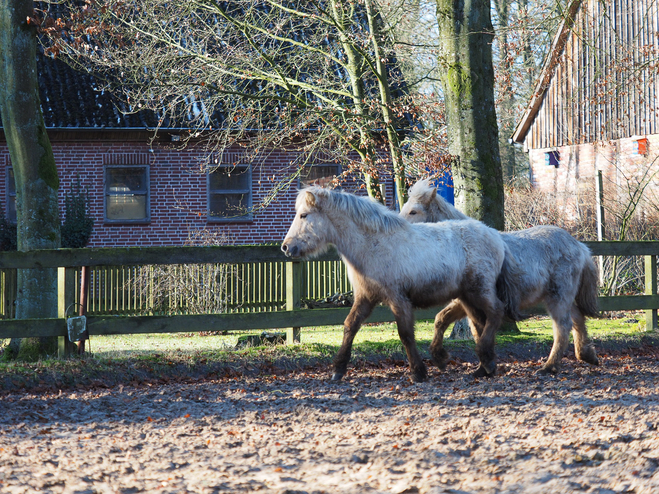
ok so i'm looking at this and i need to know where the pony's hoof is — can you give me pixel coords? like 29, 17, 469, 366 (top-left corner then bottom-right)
578, 348, 600, 366
537, 364, 559, 375
472, 364, 496, 379
411, 367, 428, 383
331, 372, 345, 381
430, 349, 450, 370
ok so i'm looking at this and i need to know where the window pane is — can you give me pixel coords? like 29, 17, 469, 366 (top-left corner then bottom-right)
209, 193, 249, 218
301, 165, 339, 187
209, 166, 250, 191
107, 167, 147, 193
107, 195, 147, 220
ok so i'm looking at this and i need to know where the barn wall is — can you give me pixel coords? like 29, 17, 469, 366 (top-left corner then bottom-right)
525, 0, 659, 151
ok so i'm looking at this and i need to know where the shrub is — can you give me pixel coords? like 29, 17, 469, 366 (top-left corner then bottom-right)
61, 175, 94, 248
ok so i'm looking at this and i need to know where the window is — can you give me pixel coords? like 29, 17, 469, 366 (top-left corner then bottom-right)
6, 167, 16, 224
208, 165, 252, 221
300, 164, 340, 188
105, 165, 150, 222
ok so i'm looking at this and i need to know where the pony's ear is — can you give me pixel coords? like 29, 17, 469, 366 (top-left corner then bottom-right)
421, 186, 438, 205
303, 190, 317, 208
303, 187, 329, 208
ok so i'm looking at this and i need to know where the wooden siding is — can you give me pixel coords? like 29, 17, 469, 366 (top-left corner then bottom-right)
521, 0, 659, 150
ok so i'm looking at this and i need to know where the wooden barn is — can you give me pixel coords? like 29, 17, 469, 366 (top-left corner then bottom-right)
512, 0, 659, 216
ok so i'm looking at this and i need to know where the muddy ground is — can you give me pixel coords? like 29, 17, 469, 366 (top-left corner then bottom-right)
1, 344, 658, 494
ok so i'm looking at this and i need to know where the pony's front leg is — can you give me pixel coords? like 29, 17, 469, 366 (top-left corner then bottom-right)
391, 298, 427, 383
431, 300, 466, 370
332, 296, 376, 381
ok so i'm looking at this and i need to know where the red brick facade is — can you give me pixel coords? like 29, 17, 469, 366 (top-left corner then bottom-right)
0, 131, 385, 247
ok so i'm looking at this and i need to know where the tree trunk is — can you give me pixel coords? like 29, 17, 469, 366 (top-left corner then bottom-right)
494, 0, 516, 182
330, 0, 383, 201
365, 0, 407, 209
435, 0, 505, 230
436, 0, 519, 335
0, 0, 62, 360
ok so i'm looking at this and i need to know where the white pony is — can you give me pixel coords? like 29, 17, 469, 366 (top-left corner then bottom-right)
282, 186, 520, 382
400, 179, 600, 374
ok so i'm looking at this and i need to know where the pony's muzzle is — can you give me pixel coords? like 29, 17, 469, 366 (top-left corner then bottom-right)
281, 240, 300, 258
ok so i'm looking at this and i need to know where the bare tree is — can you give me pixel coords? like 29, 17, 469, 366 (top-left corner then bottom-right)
42, 0, 422, 205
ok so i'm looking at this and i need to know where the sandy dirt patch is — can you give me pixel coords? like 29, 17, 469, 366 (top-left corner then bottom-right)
0, 353, 658, 493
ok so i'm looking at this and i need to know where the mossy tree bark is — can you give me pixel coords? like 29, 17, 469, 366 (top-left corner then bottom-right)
436, 0, 518, 335
435, 0, 505, 230
0, 0, 61, 360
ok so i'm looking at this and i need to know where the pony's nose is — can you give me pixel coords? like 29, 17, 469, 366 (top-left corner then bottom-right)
281, 242, 299, 257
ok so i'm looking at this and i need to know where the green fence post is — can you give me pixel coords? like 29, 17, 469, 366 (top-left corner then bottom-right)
286, 260, 301, 344
645, 255, 658, 331
57, 267, 77, 357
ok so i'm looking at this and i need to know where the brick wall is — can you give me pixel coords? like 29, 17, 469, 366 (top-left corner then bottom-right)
0, 134, 393, 247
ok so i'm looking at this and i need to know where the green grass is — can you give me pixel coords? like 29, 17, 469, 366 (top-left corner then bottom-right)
0, 312, 654, 391
85, 312, 649, 358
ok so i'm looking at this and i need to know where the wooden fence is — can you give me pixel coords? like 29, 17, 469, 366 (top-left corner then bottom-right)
0, 241, 657, 357
0, 259, 353, 318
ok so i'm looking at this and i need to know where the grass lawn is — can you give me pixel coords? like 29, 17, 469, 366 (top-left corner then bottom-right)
88, 311, 649, 358
0, 311, 654, 391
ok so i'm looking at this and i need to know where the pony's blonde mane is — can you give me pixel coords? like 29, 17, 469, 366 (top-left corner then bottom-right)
407, 179, 469, 221
300, 186, 407, 233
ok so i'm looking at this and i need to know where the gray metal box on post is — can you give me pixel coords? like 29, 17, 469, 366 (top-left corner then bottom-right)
57, 267, 77, 357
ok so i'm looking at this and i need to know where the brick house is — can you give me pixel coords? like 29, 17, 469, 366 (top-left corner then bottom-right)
511, 0, 659, 213
0, 56, 381, 248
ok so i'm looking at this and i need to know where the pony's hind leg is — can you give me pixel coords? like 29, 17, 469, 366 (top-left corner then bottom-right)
572, 306, 599, 366
391, 298, 427, 383
538, 305, 572, 374
431, 300, 467, 369
461, 299, 499, 378
332, 295, 376, 381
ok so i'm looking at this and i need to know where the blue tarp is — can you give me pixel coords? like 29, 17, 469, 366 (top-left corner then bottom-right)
430, 168, 454, 205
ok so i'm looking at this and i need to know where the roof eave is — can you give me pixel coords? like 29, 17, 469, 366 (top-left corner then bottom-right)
511, 0, 583, 145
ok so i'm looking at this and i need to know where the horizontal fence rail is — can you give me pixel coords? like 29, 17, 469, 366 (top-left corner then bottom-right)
0, 241, 657, 356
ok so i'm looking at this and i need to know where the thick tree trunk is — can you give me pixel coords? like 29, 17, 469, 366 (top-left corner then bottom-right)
436, 0, 519, 335
435, 0, 505, 230
0, 0, 61, 360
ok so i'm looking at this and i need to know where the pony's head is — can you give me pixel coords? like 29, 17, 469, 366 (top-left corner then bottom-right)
281, 187, 335, 258
282, 186, 406, 258
400, 179, 468, 223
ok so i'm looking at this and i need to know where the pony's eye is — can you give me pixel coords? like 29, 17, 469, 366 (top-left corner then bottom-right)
409, 210, 417, 215
300, 213, 308, 219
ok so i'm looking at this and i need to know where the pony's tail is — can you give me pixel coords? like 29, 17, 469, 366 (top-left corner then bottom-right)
576, 256, 600, 318
496, 245, 525, 322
